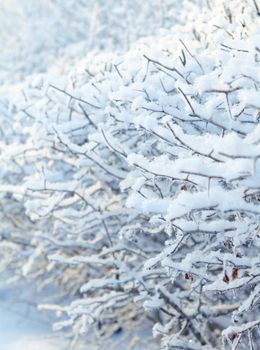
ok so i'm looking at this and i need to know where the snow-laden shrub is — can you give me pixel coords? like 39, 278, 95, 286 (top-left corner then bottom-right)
0, 85, 39, 283
1, 0, 260, 348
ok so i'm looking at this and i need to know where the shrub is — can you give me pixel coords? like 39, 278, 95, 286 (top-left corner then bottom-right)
1, 0, 259, 348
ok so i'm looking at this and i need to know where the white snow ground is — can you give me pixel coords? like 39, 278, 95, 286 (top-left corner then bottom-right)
0, 308, 60, 350
0, 291, 66, 350
0, 281, 69, 350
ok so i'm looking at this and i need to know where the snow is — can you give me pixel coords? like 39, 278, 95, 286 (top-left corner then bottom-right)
0, 291, 65, 350
7, 339, 57, 350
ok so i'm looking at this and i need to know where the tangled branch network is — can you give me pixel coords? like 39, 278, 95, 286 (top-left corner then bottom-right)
0, 0, 259, 349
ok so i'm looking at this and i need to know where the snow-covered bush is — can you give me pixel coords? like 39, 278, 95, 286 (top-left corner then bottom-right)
1, 0, 260, 349
0, 85, 38, 284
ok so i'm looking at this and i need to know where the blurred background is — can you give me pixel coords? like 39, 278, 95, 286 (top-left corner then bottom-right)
0, 0, 184, 84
